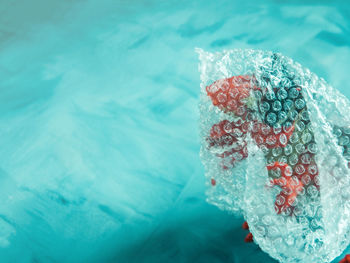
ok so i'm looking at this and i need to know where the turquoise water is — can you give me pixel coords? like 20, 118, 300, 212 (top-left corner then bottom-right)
0, 1, 350, 262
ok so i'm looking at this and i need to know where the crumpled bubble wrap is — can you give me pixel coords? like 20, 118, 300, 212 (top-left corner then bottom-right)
198, 48, 350, 263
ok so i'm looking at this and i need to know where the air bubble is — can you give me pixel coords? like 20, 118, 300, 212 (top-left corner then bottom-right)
285, 165, 293, 176
283, 99, 294, 111
277, 88, 288, 100
229, 88, 239, 98
266, 91, 276, 101
288, 87, 300, 99
295, 98, 306, 110
273, 101, 282, 111
278, 111, 288, 122
289, 154, 299, 165
284, 144, 293, 155
279, 133, 288, 146
296, 121, 306, 132
217, 92, 227, 103
266, 135, 277, 146
261, 124, 271, 135
302, 132, 312, 144
307, 143, 318, 154
295, 164, 306, 175
308, 164, 318, 175
301, 110, 310, 121
276, 195, 286, 205
223, 122, 233, 133
301, 174, 311, 185
267, 112, 277, 125
288, 110, 299, 121
295, 143, 305, 154
272, 147, 282, 157
260, 101, 270, 112
339, 135, 350, 146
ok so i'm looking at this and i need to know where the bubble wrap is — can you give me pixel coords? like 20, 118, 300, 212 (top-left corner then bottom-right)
198, 48, 350, 263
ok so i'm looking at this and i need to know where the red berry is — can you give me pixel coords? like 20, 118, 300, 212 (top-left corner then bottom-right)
244, 232, 253, 243
242, 221, 249, 230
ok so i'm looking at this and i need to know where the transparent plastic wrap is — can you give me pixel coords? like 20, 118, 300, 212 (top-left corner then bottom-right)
198, 48, 350, 263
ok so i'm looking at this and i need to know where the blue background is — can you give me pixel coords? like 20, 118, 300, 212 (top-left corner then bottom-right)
0, 0, 349, 262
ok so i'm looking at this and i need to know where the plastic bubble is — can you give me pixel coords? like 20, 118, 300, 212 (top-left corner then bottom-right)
198, 48, 350, 263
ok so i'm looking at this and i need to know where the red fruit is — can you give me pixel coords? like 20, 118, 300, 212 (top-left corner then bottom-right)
339, 254, 350, 263
242, 221, 249, 230
206, 75, 255, 118
267, 162, 304, 214
244, 232, 253, 243
208, 120, 238, 147
251, 121, 295, 149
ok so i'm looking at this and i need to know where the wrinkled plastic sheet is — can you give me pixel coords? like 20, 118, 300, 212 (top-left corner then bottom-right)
199, 49, 350, 263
